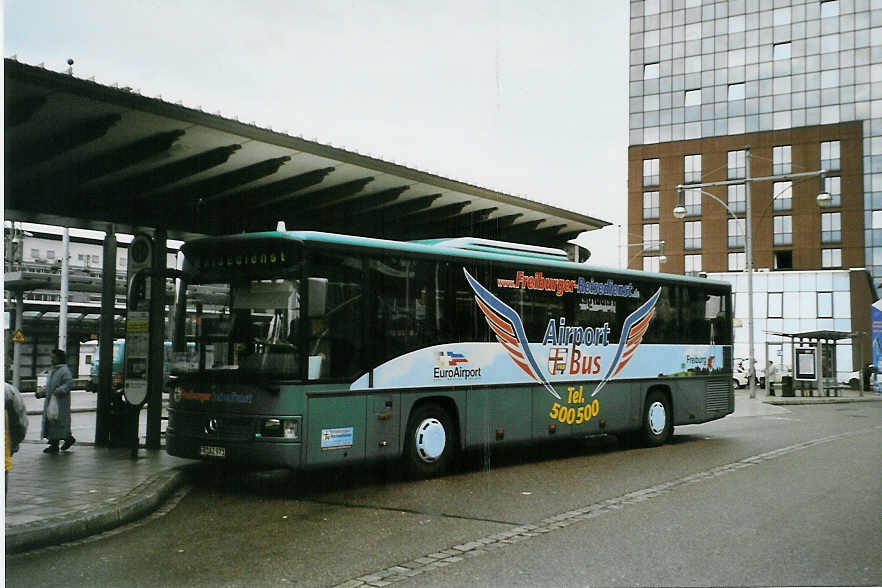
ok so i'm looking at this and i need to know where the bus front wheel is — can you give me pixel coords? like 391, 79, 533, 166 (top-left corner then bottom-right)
404, 403, 456, 478
639, 390, 672, 446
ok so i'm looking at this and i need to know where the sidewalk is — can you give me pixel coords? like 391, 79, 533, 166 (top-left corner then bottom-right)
5, 440, 197, 554
5, 389, 879, 554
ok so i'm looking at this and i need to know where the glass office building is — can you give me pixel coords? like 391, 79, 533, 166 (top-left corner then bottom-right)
627, 0, 879, 379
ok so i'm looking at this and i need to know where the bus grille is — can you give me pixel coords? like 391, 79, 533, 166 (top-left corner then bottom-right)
174, 411, 255, 441
705, 380, 732, 413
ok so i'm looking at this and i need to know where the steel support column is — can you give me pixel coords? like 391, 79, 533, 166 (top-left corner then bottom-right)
94, 226, 117, 446
146, 228, 166, 449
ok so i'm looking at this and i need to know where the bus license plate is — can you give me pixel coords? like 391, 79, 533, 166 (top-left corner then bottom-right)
200, 445, 226, 458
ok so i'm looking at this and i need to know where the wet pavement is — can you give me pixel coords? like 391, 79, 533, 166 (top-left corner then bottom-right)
4, 388, 879, 554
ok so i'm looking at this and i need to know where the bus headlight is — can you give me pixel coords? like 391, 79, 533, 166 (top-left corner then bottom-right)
258, 417, 300, 440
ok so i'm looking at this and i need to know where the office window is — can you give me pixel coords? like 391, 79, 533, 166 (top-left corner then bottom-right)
644, 63, 659, 80
728, 15, 745, 34
684, 221, 701, 250
773, 146, 792, 175
77, 254, 85, 262
91, 254, 99, 265
728, 150, 746, 179
773, 181, 792, 211
684, 154, 701, 184
768, 292, 783, 318
643, 256, 661, 273
773, 7, 790, 27
684, 187, 701, 216
821, 140, 840, 171
46, 250, 56, 261
643, 223, 660, 252
821, 212, 841, 243
685, 89, 701, 106
728, 49, 745, 67
821, 34, 839, 54
873, 210, 882, 229
774, 250, 793, 270
728, 218, 745, 248
728, 184, 746, 213
820, 0, 839, 18
821, 248, 842, 268
728, 83, 745, 101
728, 252, 746, 271
643, 158, 660, 187
773, 42, 791, 61
817, 292, 833, 318
773, 216, 793, 246
30, 248, 39, 259
685, 254, 702, 275
643, 191, 659, 219
825, 176, 841, 208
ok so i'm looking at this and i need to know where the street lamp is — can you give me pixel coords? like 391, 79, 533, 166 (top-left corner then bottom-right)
627, 240, 667, 267
672, 145, 829, 399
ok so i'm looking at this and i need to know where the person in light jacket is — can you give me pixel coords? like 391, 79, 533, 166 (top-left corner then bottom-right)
6, 381, 29, 492
35, 349, 75, 454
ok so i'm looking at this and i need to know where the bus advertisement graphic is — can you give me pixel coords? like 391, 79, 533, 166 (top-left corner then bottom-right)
351, 270, 719, 395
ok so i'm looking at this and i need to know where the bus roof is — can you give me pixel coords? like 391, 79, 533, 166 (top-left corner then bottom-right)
185, 230, 731, 290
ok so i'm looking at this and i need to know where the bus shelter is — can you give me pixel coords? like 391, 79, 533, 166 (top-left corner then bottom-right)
4, 58, 609, 449
767, 329, 859, 397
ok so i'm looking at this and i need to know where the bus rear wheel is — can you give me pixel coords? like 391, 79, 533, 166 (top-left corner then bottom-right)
404, 403, 456, 478
639, 390, 672, 446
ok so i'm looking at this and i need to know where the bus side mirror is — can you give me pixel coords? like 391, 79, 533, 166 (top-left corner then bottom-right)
307, 278, 328, 318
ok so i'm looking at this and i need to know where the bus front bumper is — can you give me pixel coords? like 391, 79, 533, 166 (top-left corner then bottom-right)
166, 431, 303, 469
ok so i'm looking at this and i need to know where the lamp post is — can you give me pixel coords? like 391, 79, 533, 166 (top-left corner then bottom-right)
673, 145, 830, 399
627, 240, 667, 268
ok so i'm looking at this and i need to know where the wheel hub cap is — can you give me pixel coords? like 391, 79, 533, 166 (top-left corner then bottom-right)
415, 418, 446, 462
648, 401, 666, 435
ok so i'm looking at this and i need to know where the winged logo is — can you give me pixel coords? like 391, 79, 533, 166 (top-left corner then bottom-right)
592, 287, 662, 397
464, 269, 561, 399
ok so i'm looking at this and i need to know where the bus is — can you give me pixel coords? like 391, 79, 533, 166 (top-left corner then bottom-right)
165, 231, 733, 477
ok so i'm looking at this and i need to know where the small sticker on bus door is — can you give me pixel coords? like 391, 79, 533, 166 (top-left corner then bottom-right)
320, 427, 354, 450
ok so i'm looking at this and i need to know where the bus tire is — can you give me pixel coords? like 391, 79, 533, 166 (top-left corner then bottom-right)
404, 402, 456, 478
639, 390, 672, 446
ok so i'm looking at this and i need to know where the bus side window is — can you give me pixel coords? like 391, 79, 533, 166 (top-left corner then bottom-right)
307, 252, 364, 379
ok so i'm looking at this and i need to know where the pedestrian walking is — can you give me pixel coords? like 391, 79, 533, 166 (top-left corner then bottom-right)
766, 360, 778, 396
35, 349, 75, 453
5, 382, 29, 493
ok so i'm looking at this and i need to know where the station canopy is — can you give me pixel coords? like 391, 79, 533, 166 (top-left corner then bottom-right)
5, 58, 609, 249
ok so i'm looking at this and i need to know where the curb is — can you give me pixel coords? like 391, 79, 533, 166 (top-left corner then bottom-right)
5, 464, 198, 554
26, 408, 96, 416
763, 396, 882, 406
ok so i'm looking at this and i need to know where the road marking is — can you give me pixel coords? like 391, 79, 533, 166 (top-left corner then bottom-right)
333, 426, 881, 588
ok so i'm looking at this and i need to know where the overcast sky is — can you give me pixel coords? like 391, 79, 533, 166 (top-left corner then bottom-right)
4, 1, 629, 266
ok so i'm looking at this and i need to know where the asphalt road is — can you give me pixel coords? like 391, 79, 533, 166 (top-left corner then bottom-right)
6, 402, 881, 587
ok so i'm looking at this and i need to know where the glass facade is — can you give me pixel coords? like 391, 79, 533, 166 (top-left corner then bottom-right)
630, 0, 882, 281
709, 268, 854, 381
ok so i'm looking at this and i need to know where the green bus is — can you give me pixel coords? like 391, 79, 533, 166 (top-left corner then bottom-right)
165, 231, 734, 476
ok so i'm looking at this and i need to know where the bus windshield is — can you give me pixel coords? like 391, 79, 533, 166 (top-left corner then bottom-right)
170, 278, 302, 377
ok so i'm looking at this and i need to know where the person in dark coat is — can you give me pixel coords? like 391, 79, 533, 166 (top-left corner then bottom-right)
35, 349, 75, 453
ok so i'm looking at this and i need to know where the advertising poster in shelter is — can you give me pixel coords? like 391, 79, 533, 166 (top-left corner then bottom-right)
872, 300, 882, 393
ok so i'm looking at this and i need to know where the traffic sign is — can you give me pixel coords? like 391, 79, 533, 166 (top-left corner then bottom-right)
12, 330, 25, 342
